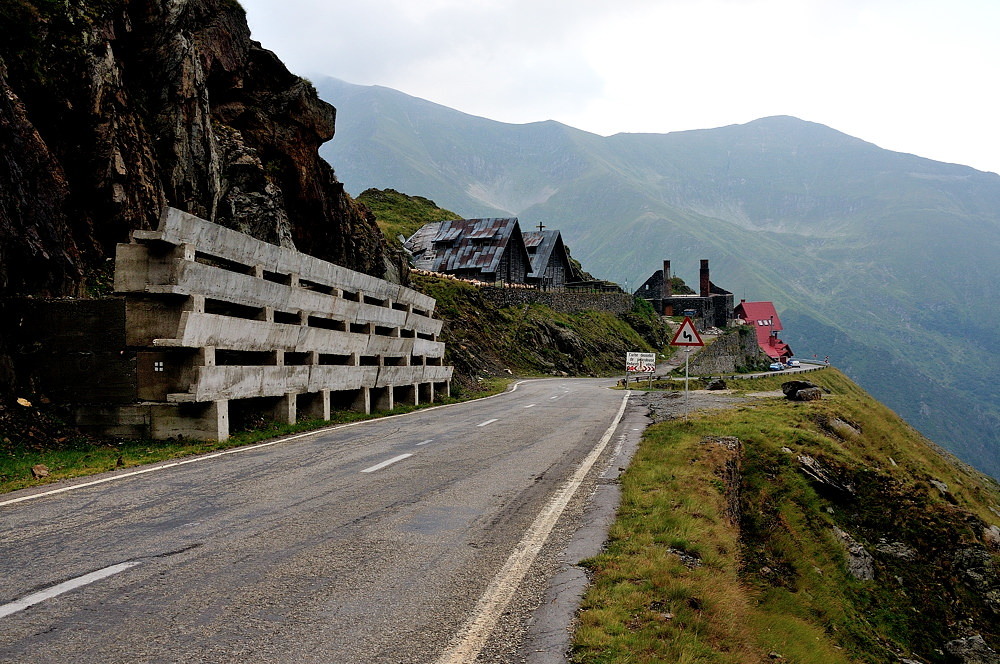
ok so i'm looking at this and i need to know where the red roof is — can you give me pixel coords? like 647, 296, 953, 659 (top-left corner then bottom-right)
735, 301, 793, 359
734, 301, 782, 330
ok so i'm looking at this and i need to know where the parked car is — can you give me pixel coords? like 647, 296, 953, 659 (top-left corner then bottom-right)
768, 362, 785, 371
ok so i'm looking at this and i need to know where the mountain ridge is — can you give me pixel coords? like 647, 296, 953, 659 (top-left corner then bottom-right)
316, 77, 1000, 479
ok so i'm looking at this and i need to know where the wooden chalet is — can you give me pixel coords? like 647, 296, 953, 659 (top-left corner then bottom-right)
406, 218, 532, 284
522, 229, 574, 289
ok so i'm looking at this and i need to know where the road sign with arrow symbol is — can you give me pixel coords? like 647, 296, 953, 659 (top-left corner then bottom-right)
670, 317, 704, 347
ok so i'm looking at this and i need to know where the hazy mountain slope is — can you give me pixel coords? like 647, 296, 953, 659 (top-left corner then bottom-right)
316, 78, 1000, 478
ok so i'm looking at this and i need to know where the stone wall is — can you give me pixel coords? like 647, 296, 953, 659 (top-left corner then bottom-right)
479, 288, 634, 315
689, 326, 771, 375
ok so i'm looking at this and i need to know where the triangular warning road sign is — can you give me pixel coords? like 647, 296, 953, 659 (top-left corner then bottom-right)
670, 317, 704, 347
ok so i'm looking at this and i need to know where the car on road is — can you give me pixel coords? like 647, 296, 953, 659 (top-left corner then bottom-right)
768, 362, 785, 371
786, 359, 801, 367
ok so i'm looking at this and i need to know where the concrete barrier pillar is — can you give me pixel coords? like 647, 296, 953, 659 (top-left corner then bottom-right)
299, 390, 330, 421
272, 392, 296, 425
151, 400, 229, 441
352, 387, 371, 414
373, 387, 393, 411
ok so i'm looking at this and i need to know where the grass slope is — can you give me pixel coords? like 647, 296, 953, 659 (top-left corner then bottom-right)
574, 370, 1000, 663
410, 273, 672, 392
356, 188, 461, 246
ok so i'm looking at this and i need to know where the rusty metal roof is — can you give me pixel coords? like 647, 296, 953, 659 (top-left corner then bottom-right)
521, 230, 568, 279
427, 218, 521, 275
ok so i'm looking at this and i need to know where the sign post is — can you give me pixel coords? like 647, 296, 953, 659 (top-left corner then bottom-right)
669, 317, 705, 417
625, 351, 656, 387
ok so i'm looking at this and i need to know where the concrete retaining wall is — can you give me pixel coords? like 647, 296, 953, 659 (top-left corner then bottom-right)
85, 207, 454, 440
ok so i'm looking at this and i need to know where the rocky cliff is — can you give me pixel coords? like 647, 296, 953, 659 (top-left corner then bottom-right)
0, 0, 393, 294
0, 0, 397, 393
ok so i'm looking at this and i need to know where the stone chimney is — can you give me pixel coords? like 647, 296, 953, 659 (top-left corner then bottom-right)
700, 259, 710, 299
661, 260, 672, 299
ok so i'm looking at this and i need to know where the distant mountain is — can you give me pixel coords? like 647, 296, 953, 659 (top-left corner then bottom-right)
316, 77, 1000, 479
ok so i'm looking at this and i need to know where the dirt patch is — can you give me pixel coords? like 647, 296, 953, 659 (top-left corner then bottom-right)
633, 389, 749, 424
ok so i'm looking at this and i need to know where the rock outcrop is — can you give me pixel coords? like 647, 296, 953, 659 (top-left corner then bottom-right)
0, 0, 395, 394
687, 326, 770, 375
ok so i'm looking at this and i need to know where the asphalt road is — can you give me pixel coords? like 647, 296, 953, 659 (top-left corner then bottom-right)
0, 379, 632, 664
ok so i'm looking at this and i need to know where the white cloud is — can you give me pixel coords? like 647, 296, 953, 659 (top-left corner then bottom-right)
240, 0, 1000, 173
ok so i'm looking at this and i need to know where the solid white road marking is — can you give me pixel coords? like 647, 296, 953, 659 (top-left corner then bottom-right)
477, 419, 499, 427
360, 454, 413, 474
0, 561, 141, 619
416, 439, 434, 446
436, 391, 632, 664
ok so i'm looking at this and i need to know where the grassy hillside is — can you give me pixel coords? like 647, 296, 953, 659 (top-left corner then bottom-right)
573, 370, 1000, 663
317, 78, 1000, 479
356, 188, 461, 246
410, 273, 671, 393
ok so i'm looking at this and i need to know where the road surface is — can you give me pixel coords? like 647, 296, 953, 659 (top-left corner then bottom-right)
0, 378, 635, 664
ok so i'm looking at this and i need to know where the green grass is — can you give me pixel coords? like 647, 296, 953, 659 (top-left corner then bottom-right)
410, 273, 672, 388
573, 370, 1000, 664
0, 377, 511, 496
356, 188, 461, 246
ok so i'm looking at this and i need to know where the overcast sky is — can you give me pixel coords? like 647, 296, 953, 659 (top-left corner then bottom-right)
240, 0, 1000, 175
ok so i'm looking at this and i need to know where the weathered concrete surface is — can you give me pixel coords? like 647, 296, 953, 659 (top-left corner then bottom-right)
87, 209, 454, 439
134, 208, 436, 312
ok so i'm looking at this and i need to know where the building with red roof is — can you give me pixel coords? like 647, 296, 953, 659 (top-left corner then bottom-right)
734, 300, 794, 360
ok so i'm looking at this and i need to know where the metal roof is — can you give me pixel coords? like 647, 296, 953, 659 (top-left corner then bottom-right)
429, 218, 522, 275
521, 230, 568, 279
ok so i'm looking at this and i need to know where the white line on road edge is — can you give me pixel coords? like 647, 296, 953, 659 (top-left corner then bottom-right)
435, 391, 632, 664
0, 378, 586, 510
476, 419, 499, 427
0, 561, 141, 619
360, 454, 413, 474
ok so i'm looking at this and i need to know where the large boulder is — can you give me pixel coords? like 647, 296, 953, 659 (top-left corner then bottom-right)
782, 380, 823, 401
944, 635, 1000, 664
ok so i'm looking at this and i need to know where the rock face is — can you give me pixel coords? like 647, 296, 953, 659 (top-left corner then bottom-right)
0, 0, 395, 394
687, 326, 770, 375
832, 526, 875, 581
1, 0, 391, 293
944, 635, 1000, 664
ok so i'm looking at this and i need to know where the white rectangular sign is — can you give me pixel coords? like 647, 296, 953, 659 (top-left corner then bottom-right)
626, 352, 656, 373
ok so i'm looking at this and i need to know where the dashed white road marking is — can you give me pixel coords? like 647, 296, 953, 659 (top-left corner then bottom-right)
0, 561, 141, 619
549, 395, 562, 401
0, 377, 547, 510
436, 391, 632, 664
524, 404, 536, 408
477, 419, 499, 427
360, 454, 413, 474
416, 439, 434, 446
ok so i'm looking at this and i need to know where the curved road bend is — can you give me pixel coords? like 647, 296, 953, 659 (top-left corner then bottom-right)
0, 378, 631, 663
